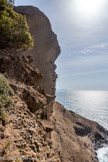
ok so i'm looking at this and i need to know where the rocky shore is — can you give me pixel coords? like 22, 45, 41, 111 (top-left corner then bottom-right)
51, 102, 108, 162
0, 5, 108, 162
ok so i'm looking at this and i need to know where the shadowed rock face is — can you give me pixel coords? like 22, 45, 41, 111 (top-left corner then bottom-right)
15, 6, 61, 95
0, 52, 42, 85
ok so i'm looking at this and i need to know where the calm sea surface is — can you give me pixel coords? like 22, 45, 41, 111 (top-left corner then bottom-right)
56, 90, 108, 162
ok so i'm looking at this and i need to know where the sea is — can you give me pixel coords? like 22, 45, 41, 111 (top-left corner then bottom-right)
56, 90, 108, 162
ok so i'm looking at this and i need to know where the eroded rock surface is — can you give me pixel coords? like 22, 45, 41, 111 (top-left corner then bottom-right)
51, 102, 108, 162
0, 51, 60, 161
0, 6, 61, 160
15, 6, 60, 95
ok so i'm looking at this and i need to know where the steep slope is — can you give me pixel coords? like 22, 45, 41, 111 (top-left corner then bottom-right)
15, 6, 60, 96
51, 102, 108, 162
0, 6, 61, 161
0, 51, 60, 161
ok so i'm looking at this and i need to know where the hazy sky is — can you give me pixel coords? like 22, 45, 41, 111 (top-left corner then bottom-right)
15, 0, 108, 90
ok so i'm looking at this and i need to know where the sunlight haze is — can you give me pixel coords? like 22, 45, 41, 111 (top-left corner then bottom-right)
15, 0, 108, 90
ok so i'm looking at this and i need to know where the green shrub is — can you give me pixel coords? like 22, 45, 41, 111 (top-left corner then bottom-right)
4, 140, 13, 150
15, 159, 20, 162
0, 0, 33, 49
0, 74, 13, 121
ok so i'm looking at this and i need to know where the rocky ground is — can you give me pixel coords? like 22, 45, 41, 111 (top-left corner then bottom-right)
0, 93, 60, 162
0, 51, 60, 162
51, 102, 108, 162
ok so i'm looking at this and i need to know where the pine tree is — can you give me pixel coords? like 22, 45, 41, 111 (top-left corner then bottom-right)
0, 0, 33, 49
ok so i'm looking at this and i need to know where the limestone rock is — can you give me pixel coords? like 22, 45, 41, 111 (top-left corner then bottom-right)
15, 6, 61, 95
0, 52, 42, 85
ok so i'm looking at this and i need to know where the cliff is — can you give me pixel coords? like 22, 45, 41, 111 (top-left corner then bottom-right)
0, 5, 108, 162
0, 49, 61, 161
0, 5, 61, 161
15, 6, 60, 96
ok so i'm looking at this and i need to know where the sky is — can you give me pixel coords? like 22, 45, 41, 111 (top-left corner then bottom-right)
15, 0, 108, 90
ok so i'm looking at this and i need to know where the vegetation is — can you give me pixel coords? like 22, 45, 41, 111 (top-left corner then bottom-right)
2, 140, 13, 155
15, 159, 20, 162
37, 114, 42, 120
4, 140, 13, 150
0, 74, 13, 122
69, 110, 76, 117
0, 0, 33, 49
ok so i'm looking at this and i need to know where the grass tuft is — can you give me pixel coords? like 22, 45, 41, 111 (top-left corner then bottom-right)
0, 74, 13, 122
69, 110, 76, 117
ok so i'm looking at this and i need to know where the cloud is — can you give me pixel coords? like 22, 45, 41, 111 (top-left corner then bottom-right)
80, 43, 108, 54
58, 54, 108, 69
70, 68, 108, 77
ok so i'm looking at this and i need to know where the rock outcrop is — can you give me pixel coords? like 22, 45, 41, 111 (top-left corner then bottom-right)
51, 102, 108, 162
0, 6, 61, 161
15, 6, 60, 96
0, 49, 54, 120
0, 51, 60, 161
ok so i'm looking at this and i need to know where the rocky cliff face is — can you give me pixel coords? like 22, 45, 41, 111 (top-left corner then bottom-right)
0, 50, 60, 161
0, 6, 61, 161
0, 5, 108, 162
15, 6, 60, 96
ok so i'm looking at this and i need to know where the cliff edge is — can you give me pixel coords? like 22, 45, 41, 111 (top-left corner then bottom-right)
51, 102, 108, 162
15, 6, 60, 96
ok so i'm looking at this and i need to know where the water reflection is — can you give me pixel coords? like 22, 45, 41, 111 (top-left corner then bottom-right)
56, 90, 108, 129
56, 90, 108, 162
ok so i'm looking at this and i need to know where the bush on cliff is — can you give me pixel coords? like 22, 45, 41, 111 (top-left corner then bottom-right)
0, 0, 33, 49
0, 74, 13, 123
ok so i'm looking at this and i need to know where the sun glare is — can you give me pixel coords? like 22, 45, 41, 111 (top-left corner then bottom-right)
72, 0, 105, 20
